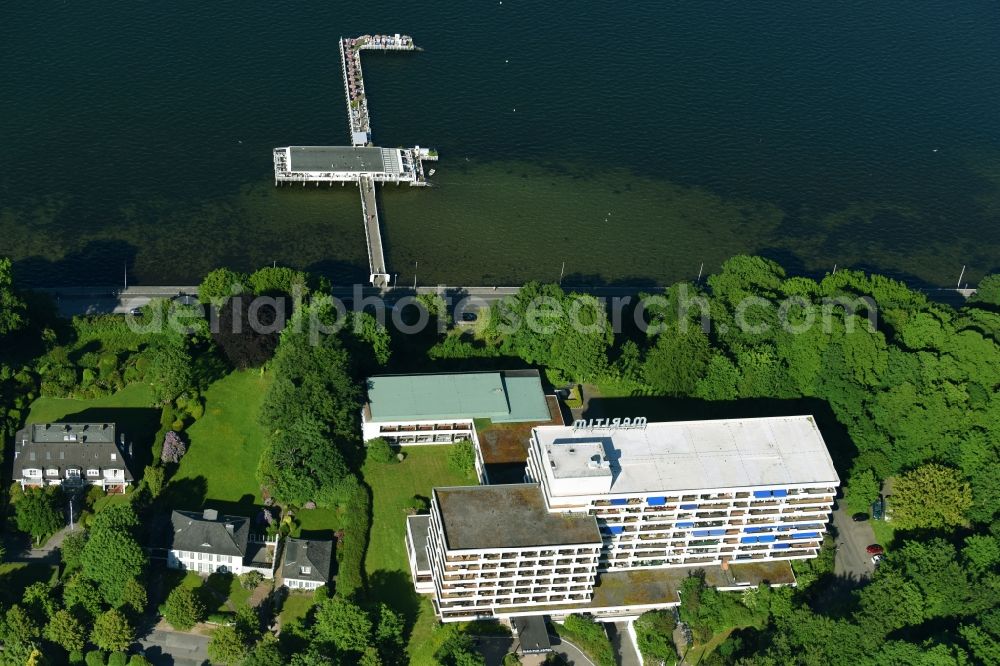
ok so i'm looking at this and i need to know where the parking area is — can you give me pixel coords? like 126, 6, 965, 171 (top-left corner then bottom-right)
831, 502, 877, 580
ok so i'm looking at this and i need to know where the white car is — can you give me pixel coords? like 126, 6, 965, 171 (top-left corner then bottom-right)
871, 554, 883, 565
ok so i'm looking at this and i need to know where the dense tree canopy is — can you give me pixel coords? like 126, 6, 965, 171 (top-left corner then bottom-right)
80, 504, 147, 607
891, 463, 972, 529
0, 257, 27, 337
15, 486, 64, 544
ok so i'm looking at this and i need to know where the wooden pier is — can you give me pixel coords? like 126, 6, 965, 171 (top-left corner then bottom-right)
273, 33, 436, 288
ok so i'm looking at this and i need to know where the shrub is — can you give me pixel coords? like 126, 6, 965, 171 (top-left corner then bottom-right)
365, 437, 396, 464
334, 477, 370, 598
405, 495, 430, 514
161, 431, 187, 464
85, 651, 107, 666
313, 585, 330, 602
107, 653, 127, 666
447, 441, 477, 479
556, 615, 615, 666
635, 610, 678, 665
240, 570, 264, 590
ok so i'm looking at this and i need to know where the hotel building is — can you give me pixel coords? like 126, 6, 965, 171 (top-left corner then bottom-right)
408, 415, 839, 621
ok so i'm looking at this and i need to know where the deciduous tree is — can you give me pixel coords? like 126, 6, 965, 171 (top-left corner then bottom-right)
16, 486, 64, 544
45, 609, 86, 653
892, 464, 972, 529
90, 609, 134, 652
163, 586, 205, 631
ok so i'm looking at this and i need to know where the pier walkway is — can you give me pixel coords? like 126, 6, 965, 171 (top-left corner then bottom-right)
273, 33, 436, 288
360, 175, 388, 287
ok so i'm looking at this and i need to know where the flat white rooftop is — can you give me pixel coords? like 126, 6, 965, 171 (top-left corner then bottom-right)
534, 415, 839, 496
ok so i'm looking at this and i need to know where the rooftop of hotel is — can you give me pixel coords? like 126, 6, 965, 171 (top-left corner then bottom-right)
501, 560, 795, 615
365, 370, 551, 423
477, 395, 565, 465
434, 484, 602, 551
286, 146, 386, 173
535, 415, 839, 495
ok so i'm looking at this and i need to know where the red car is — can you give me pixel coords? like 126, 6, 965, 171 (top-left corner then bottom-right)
866, 544, 884, 555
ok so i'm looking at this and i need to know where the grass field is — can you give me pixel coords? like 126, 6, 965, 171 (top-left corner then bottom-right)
163, 370, 272, 512
361, 445, 477, 665
280, 591, 316, 627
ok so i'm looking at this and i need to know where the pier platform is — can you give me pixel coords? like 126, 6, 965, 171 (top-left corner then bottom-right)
274, 33, 436, 287
273, 145, 436, 185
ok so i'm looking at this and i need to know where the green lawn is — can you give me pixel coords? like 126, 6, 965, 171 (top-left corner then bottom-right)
163, 370, 272, 512
362, 446, 478, 666
871, 519, 898, 549
25, 382, 156, 423
293, 507, 344, 538
280, 591, 316, 627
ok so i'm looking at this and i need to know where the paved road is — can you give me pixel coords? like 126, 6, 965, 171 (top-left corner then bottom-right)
138, 629, 210, 666
38, 284, 670, 318
831, 503, 877, 580
609, 622, 642, 666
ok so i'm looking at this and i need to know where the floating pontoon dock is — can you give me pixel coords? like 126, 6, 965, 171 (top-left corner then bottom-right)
273, 34, 437, 288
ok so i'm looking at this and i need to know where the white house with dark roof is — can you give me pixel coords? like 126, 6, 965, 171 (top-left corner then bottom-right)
167, 509, 276, 578
280, 538, 333, 590
13, 423, 133, 493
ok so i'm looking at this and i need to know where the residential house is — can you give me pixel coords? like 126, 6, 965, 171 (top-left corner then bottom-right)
167, 509, 275, 578
280, 538, 333, 590
13, 423, 133, 493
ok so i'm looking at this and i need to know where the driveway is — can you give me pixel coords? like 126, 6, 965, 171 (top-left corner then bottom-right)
608, 622, 642, 666
549, 633, 597, 666
138, 628, 210, 666
831, 503, 876, 580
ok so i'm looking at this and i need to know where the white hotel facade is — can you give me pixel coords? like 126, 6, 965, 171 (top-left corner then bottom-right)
408, 415, 839, 622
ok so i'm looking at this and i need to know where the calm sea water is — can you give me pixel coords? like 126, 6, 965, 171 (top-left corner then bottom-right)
1, 1, 998, 288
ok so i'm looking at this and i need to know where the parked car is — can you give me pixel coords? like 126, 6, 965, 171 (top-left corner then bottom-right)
871, 554, 884, 565
872, 498, 885, 520
460, 311, 478, 323
866, 544, 884, 555
128, 307, 143, 316
852, 512, 869, 522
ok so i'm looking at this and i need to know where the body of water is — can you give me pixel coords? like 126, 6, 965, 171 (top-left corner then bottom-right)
1, 1, 998, 288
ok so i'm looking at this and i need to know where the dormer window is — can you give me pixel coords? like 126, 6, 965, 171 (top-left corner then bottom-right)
300, 566, 311, 575
66, 469, 81, 478
110, 453, 117, 461
46, 468, 59, 477
87, 469, 99, 477
24, 469, 41, 478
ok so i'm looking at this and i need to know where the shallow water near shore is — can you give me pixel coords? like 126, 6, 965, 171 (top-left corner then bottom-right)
1, 1, 998, 287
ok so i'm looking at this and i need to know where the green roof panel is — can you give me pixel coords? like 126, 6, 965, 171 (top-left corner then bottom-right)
366, 371, 550, 423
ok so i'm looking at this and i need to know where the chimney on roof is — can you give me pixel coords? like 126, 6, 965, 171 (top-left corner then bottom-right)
203, 508, 218, 521
225, 524, 234, 534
